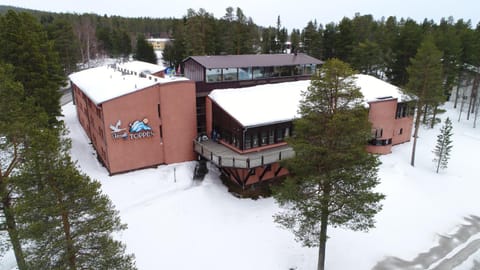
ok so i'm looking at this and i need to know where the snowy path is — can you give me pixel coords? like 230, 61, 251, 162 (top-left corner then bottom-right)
373, 216, 480, 270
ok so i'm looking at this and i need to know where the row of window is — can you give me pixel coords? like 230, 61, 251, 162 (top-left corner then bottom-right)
205, 64, 317, 83
372, 127, 404, 138
245, 128, 290, 149
396, 102, 414, 119
368, 138, 393, 146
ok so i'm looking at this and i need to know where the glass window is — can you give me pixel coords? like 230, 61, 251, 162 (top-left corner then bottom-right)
304, 64, 316, 75
276, 128, 284, 142
245, 135, 251, 150
261, 131, 268, 146
294, 65, 304, 75
277, 66, 293, 77
273, 66, 282, 77
239, 67, 252, 80
264, 66, 274, 77
253, 67, 265, 79
252, 133, 259, 148
222, 68, 238, 81
269, 130, 275, 144
206, 68, 222, 82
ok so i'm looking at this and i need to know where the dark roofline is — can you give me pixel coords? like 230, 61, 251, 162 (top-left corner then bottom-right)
183, 53, 323, 69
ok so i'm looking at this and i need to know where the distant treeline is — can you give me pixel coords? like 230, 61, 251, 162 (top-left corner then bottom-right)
1, 5, 479, 92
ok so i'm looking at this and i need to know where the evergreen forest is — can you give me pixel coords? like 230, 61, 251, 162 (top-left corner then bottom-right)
1, 5, 480, 97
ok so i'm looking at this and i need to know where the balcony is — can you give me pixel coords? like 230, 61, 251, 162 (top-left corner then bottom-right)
193, 139, 294, 169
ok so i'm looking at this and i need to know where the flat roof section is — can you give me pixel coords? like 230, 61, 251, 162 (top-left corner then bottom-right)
208, 74, 408, 128
117, 60, 165, 74
69, 62, 189, 105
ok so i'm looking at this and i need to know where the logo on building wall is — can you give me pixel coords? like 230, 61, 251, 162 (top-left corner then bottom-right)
110, 118, 154, 140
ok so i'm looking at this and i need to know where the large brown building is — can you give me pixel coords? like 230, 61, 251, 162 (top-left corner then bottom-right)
69, 62, 197, 175
69, 56, 413, 189
193, 74, 414, 188
182, 53, 324, 133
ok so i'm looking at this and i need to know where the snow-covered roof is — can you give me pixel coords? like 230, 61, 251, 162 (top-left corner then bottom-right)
209, 81, 308, 127
69, 62, 188, 105
209, 74, 407, 127
116, 60, 165, 74
354, 74, 409, 103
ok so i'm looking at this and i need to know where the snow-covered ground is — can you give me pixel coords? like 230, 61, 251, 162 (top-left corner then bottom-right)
2, 101, 480, 269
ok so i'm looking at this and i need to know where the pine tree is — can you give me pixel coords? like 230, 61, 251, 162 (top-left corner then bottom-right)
134, 34, 157, 64
273, 59, 384, 270
43, 17, 81, 75
14, 126, 136, 270
433, 117, 453, 173
0, 11, 64, 126
0, 63, 38, 270
405, 35, 444, 166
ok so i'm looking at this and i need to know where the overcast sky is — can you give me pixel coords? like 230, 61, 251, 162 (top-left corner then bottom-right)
2, 0, 480, 30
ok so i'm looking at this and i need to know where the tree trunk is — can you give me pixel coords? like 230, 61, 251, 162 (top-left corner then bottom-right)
430, 105, 438, 129
474, 93, 480, 128
48, 178, 77, 270
317, 209, 329, 270
61, 209, 76, 270
411, 102, 423, 166
422, 104, 428, 124
436, 143, 444, 173
454, 72, 462, 109
459, 85, 466, 122
0, 185, 27, 270
467, 75, 479, 120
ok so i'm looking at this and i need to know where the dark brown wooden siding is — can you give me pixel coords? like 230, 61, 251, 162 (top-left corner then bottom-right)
184, 59, 205, 82
212, 101, 293, 151
212, 102, 243, 148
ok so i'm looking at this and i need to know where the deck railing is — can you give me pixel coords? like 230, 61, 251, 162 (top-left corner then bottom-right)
193, 140, 295, 169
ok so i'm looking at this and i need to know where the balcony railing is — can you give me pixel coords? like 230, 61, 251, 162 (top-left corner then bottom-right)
193, 139, 295, 169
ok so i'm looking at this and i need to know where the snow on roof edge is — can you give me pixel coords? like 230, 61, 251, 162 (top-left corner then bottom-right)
209, 74, 409, 128
69, 61, 188, 105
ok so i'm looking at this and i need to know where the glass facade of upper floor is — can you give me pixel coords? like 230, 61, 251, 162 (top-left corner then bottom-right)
206, 64, 317, 83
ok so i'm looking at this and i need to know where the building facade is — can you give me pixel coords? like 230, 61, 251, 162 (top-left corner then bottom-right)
70, 62, 197, 175
182, 53, 324, 134
194, 74, 414, 188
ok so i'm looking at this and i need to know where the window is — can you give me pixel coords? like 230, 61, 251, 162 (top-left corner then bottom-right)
269, 130, 275, 144
399, 128, 403, 135
304, 64, 316, 75
252, 133, 259, 148
285, 127, 290, 138
239, 67, 253, 80
245, 136, 251, 150
159, 126, 163, 143
276, 128, 284, 142
253, 67, 265, 79
294, 65, 304, 75
222, 68, 238, 81
206, 68, 222, 82
373, 128, 383, 138
261, 131, 268, 146
368, 138, 392, 146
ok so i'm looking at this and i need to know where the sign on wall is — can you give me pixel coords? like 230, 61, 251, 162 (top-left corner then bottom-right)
110, 118, 154, 140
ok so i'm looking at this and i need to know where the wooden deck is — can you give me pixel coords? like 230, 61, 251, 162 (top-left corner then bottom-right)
193, 140, 294, 169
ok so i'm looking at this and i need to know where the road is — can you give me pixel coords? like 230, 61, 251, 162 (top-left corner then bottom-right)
60, 88, 72, 105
